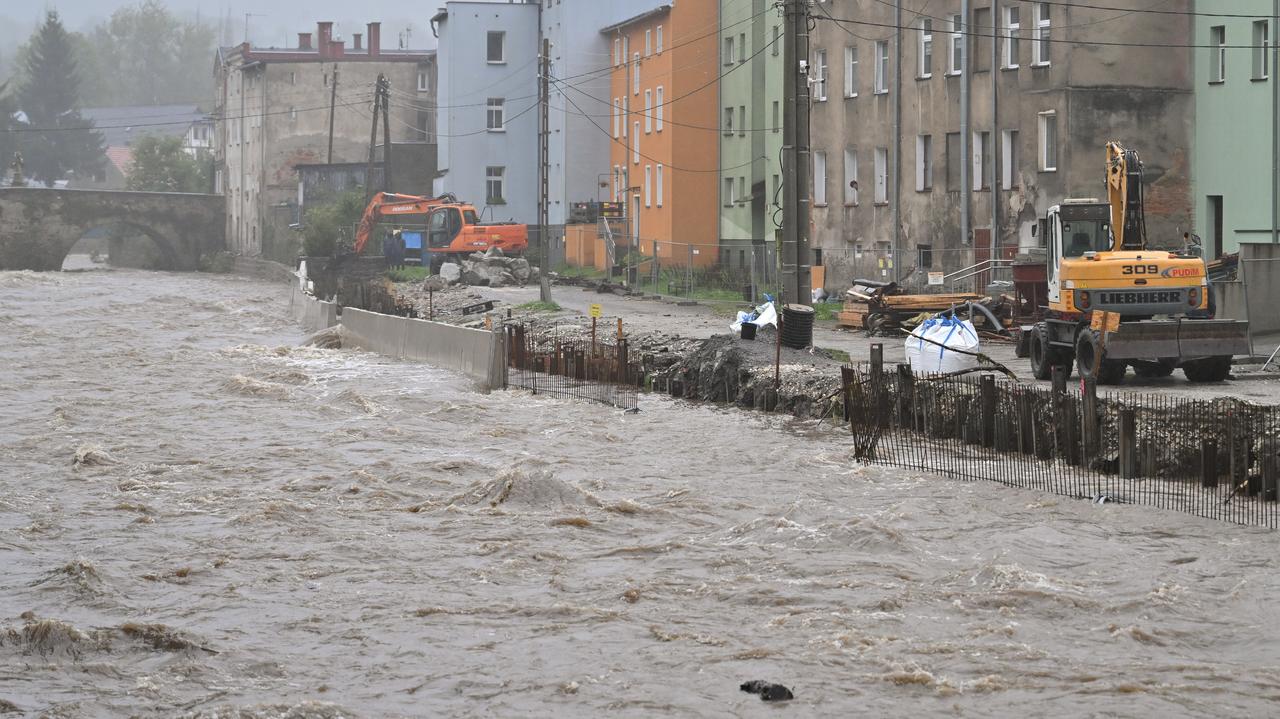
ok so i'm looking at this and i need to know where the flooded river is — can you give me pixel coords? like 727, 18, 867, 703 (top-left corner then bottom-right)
3, 267, 1280, 717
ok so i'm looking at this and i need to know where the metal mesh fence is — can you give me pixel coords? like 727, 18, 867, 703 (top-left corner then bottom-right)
503, 322, 641, 410
842, 364, 1280, 528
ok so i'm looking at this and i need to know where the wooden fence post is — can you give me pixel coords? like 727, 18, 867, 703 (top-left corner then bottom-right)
1201, 440, 1218, 488
980, 374, 996, 448
1119, 408, 1136, 479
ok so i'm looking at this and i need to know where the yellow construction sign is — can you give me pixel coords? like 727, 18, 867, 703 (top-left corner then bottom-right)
589, 303, 603, 318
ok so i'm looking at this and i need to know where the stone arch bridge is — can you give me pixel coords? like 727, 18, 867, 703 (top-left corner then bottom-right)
0, 188, 225, 271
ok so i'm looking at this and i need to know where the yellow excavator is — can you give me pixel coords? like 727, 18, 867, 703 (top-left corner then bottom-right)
1027, 142, 1249, 384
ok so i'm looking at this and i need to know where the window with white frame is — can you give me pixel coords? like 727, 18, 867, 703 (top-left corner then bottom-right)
874, 147, 888, 204
633, 122, 640, 163
622, 96, 629, 136
1255, 21, 1270, 80
724, 36, 735, 65
772, 25, 780, 56
1001, 129, 1018, 190
918, 19, 933, 78
739, 105, 746, 135
644, 165, 652, 207
972, 131, 990, 190
1038, 111, 1057, 171
1003, 6, 1020, 69
1033, 3, 1050, 66
486, 166, 505, 203
656, 165, 664, 206
724, 177, 735, 206
916, 134, 932, 191
1210, 26, 1226, 82
633, 53, 640, 93
813, 150, 828, 205
739, 32, 747, 62
815, 49, 828, 100
844, 45, 858, 97
645, 29, 652, 57
844, 148, 858, 205
417, 71, 430, 92
644, 90, 653, 133
614, 38, 621, 66
875, 41, 889, 93
613, 98, 621, 137
655, 86, 664, 130
772, 100, 780, 132
486, 98, 505, 131
724, 107, 734, 135
657, 25, 664, 53
948, 14, 963, 75
738, 175, 746, 203
487, 32, 505, 63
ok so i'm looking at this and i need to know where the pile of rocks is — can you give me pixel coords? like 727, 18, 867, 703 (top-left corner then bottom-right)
438, 248, 541, 288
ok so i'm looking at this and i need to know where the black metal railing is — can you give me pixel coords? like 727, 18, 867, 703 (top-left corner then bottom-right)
503, 322, 641, 410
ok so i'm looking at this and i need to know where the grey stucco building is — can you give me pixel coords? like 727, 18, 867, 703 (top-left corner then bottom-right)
807, 0, 1193, 291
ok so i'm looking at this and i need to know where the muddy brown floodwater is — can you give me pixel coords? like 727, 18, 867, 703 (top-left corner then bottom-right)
3, 266, 1280, 718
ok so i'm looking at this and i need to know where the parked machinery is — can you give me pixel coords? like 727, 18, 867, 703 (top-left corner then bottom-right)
353, 192, 528, 270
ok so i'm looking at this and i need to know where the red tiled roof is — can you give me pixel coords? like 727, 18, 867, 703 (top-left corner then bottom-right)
106, 146, 134, 176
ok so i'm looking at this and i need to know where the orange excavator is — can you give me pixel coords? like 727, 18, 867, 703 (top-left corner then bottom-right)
353, 192, 528, 270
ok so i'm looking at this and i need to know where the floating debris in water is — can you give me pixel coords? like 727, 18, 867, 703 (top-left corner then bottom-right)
740, 680, 794, 701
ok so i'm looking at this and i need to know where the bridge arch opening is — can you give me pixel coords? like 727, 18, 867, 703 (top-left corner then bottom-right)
61, 221, 179, 272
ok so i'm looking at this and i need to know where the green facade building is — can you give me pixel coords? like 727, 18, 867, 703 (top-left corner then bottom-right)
1193, 1, 1276, 256
719, 0, 784, 272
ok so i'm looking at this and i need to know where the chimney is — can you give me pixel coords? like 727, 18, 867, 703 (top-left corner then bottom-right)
352, 32, 363, 51
317, 21, 334, 57
298, 32, 312, 50
367, 22, 381, 57
330, 39, 345, 58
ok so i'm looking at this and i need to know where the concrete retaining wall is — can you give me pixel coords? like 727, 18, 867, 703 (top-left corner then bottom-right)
234, 256, 297, 284
288, 283, 339, 333
342, 307, 505, 389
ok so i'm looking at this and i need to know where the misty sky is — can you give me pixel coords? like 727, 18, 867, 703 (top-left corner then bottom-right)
3, 0, 449, 57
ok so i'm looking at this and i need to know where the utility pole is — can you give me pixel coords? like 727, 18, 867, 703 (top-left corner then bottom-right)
782, 0, 812, 305
327, 64, 339, 164
381, 76, 392, 193
366, 74, 383, 203
538, 37, 553, 303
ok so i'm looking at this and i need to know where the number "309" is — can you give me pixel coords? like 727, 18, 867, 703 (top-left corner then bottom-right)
1121, 264, 1160, 275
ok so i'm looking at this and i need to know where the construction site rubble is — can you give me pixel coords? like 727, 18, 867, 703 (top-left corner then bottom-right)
437, 248, 541, 289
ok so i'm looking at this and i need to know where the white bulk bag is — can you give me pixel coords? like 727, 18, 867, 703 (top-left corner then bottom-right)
906, 317, 980, 374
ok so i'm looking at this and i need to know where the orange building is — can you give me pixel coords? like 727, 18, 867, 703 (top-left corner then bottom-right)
602, 3, 718, 268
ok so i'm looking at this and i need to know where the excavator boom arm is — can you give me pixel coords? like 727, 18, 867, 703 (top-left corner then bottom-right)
1105, 141, 1147, 251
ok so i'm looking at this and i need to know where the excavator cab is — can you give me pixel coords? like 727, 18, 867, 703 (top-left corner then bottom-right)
426, 207, 463, 249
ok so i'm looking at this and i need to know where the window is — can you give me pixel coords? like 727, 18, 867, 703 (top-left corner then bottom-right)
633, 53, 640, 94
633, 122, 640, 163
946, 132, 961, 190
1255, 21, 1270, 80
724, 107, 734, 135
645, 29, 652, 57
657, 25, 664, 53
724, 36, 735, 65
417, 71, 430, 92
1001, 129, 1019, 190
815, 49, 828, 100
644, 90, 653, 133
486, 98, 505, 131
739, 32, 747, 62
655, 86, 664, 130
772, 100, 779, 132
844, 45, 858, 97
614, 38, 621, 66
813, 150, 828, 206
772, 25, 780, 56
1039, 111, 1057, 171
918, 244, 933, 269
843, 148, 858, 205
724, 177, 735, 206
773, 173, 781, 203
656, 164, 664, 206
948, 14, 963, 75
623, 96, 629, 136
623, 35, 629, 64
916, 134, 933, 191
739, 176, 746, 203
1003, 6, 1020, 69
972, 131, 990, 190
973, 8, 991, 72
644, 165, 652, 207
918, 19, 933, 78
613, 98, 621, 137
486, 166, 504, 203
875, 41, 889, 93
874, 147, 888, 204
1210, 26, 1226, 82
1033, 3, 1051, 66
487, 32, 505, 63
289, 106, 297, 121
739, 105, 746, 135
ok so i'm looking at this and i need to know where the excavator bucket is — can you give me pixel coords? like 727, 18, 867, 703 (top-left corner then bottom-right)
1103, 319, 1250, 361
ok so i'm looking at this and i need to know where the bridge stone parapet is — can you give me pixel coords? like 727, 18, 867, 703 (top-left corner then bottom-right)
0, 188, 225, 271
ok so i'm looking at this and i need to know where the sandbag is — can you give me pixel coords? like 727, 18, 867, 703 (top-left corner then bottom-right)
906, 318, 979, 374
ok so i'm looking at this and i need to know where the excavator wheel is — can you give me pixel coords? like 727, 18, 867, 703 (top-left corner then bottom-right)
1183, 356, 1232, 383
1075, 329, 1127, 385
1029, 326, 1054, 380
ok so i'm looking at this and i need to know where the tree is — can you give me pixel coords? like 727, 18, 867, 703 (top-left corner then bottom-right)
303, 192, 368, 257
85, 2, 216, 107
125, 135, 208, 192
16, 11, 103, 186
0, 81, 16, 178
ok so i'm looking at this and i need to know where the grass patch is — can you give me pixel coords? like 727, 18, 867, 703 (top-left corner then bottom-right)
813, 302, 842, 321
516, 300, 563, 313
820, 347, 852, 363
555, 265, 608, 280
387, 266, 431, 283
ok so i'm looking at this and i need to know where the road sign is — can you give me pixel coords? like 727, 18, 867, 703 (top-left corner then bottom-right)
927, 271, 944, 286
589, 303, 602, 318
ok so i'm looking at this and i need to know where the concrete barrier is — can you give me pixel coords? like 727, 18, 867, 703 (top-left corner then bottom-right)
341, 307, 505, 389
288, 283, 339, 333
